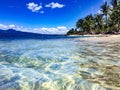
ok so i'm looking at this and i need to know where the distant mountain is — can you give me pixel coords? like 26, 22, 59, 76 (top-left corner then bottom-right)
0, 29, 66, 39
0, 29, 42, 38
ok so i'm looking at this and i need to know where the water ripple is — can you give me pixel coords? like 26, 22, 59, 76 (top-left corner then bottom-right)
0, 39, 120, 90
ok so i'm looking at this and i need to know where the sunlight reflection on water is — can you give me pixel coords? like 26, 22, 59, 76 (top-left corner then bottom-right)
0, 38, 120, 90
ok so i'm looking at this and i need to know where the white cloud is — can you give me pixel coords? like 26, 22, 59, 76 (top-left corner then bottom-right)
27, 2, 42, 12
26, 2, 65, 13
0, 24, 16, 30
0, 24, 68, 34
33, 26, 68, 34
0, 24, 32, 33
0, 24, 8, 30
46, 2, 65, 9
8, 24, 16, 28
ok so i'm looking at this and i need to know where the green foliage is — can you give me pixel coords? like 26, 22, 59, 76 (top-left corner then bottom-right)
111, 0, 119, 9
76, 19, 84, 30
101, 2, 110, 27
67, 28, 81, 35
94, 14, 103, 34
67, 0, 120, 35
84, 14, 95, 34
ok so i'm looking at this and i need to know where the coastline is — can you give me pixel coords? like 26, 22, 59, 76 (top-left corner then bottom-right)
77, 34, 120, 43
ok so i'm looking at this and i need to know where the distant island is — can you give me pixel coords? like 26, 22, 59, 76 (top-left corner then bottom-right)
0, 29, 65, 39
67, 0, 120, 35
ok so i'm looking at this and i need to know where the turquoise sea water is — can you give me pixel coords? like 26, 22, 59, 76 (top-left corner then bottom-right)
0, 36, 120, 90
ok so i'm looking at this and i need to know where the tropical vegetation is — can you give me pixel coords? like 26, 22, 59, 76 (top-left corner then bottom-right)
67, 0, 120, 35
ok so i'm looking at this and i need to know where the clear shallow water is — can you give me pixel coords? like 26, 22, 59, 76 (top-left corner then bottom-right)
0, 36, 120, 90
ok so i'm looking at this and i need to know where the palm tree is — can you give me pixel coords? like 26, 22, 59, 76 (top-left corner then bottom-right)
76, 19, 84, 30
66, 0, 120, 35
110, 0, 120, 32
76, 19, 84, 35
111, 0, 119, 10
67, 28, 75, 35
94, 14, 103, 33
84, 14, 95, 34
101, 2, 109, 26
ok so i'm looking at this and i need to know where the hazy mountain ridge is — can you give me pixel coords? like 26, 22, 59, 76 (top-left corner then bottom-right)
0, 29, 66, 39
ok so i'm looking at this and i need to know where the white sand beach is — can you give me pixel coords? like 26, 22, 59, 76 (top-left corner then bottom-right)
79, 34, 120, 43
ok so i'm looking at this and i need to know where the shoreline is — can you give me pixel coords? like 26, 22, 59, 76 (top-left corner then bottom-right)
77, 34, 120, 43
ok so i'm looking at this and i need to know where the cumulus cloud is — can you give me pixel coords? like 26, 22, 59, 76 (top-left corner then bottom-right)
33, 26, 68, 34
0, 24, 32, 33
45, 2, 65, 9
0, 24, 68, 34
26, 2, 65, 13
27, 2, 42, 12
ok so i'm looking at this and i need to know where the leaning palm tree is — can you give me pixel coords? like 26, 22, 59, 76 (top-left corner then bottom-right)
101, 2, 109, 26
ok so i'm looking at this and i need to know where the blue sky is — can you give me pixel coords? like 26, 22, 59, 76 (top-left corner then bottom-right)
0, 0, 105, 34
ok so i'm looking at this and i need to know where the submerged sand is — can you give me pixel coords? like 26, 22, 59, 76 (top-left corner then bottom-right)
79, 34, 120, 43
